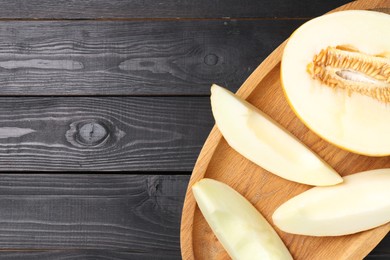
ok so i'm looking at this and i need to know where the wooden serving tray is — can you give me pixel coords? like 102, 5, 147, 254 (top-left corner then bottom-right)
180, 1, 390, 259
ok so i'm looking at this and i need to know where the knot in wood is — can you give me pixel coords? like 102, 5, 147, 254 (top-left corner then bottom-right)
66, 119, 125, 149
77, 121, 108, 146
204, 53, 219, 66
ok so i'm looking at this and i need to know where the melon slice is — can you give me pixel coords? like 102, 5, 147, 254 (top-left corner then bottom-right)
210, 84, 342, 186
272, 169, 390, 236
192, 178, 293, 260
281, 10, 390, 156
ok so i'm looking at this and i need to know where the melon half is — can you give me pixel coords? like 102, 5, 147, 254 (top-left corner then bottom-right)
281, 10, 390, 156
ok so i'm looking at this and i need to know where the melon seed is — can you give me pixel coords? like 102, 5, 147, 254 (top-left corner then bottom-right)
307, 46, 390, 103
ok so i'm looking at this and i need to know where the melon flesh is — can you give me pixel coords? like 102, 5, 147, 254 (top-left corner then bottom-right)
193, 178, 293, 260
281, 10, 390, 156
210, 84, 342, 186
272, 169, 390, 236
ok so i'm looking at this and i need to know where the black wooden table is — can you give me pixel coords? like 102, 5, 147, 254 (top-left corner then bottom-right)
0, 0, 388, 259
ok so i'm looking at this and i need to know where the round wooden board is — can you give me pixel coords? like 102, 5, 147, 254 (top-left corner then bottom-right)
180, 1, 390, 259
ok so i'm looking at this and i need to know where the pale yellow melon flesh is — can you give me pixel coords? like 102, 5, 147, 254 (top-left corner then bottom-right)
210, 84, 342, 186
192, 178, 293, 260
281, 10, 390, 156
272, 169, 390, 236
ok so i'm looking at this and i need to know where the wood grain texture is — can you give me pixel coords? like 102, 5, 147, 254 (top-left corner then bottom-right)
0, 173, 383, 259
181, 1, 390, 259
0, 96, 213, 171
0, 20, 306, 95
0, 0, 352, 19
0, 173, 383, 258
0, 241, 388, 260
0, 250, 179, 259
0, 174, 188, 256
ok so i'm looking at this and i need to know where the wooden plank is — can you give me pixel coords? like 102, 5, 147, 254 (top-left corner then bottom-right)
0, 20, 306, 95
0, 174, 384, 258
0, 174, 188, 258
0, 243, 387, 259
0, 250, 179, 259
0, 96, 213, 171
0, 0, 352, 19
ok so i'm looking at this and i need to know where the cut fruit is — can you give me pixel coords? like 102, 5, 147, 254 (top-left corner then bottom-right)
192, 178, 293, 260
281, 10, 390, 156
210, 84, 342, 186
272, 169, 390, 236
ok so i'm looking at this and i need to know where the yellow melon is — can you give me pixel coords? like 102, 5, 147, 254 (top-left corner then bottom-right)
272, 168, 390, 236
210, 84, 342, 186
281, 10, 390, 156
193, 178, 293, 259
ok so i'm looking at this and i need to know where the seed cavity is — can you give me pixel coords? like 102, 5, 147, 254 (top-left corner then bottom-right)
307, 46, 390, 103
